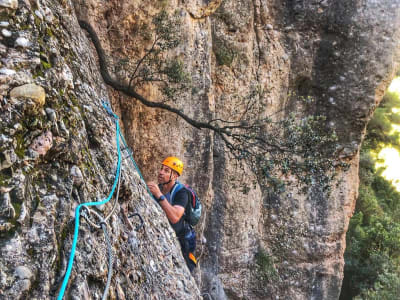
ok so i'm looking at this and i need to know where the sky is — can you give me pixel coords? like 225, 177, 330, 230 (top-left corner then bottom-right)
376, 77, 400, 191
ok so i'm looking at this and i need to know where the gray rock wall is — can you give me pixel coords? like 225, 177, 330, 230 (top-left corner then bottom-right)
1, 0, 399, 299
0, 0, 200, 299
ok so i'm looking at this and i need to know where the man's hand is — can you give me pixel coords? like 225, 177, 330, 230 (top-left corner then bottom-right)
147, 181, 162, 199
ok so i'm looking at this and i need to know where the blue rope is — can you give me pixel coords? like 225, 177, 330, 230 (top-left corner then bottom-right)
57, 102, 122, 300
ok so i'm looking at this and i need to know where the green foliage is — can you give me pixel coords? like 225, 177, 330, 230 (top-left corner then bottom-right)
14, 132, 26, 159
365, 91, 400, 151
162, 59, 188, 83
114, 10, 190, 101
254, 247, 278, 282
152, 10, 181, 50
215, 42, 236, 67
40, 60, 52, 70
253, 112, 343, 194
356, 271, 400, 300
341, 82, 400, 299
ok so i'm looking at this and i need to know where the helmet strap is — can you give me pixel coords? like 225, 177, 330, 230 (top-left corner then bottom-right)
160, 170, 174, 187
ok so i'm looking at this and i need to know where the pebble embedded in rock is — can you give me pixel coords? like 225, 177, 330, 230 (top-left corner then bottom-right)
43, 7, 54, 23
19, 279, 31, 292
70, 165, 83, 186
15, 37, 30, 48
0, 149, 17, 170
15, 266, 32, 280
0, 21, 9, 27
0, 67, 16, 75
29, 131, 53, 156
0, 134, 10, 145
34, 10, 43, 20
10, 83, 46, 106
45, 107, 56, 121
0, 0, 18, 9
1, 28, 11, 37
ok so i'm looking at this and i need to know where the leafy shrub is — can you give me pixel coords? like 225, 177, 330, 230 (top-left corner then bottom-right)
341, 80, 400, 299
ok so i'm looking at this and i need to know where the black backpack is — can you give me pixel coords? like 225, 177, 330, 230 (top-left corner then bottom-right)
171, 182, 202, 226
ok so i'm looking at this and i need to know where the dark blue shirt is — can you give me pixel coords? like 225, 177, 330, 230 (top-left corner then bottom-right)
162, 183, 189, 237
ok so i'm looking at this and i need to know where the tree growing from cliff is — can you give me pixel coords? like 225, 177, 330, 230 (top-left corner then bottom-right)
79, 11, 344, 193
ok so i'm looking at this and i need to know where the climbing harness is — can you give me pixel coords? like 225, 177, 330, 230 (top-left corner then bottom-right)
57, 100, 146, 300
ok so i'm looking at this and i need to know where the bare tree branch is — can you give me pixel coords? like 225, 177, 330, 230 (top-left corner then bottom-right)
78, 17, 345, 193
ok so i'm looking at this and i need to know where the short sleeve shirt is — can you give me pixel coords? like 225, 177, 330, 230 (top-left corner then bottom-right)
164, 184, 189, 236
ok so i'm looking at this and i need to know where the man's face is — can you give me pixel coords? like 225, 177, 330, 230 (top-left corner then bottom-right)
158, 164, 175, 184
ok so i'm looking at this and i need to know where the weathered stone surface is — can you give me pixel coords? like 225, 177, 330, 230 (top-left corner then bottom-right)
107, 0, 400, 299
0, 0, 399, 300
10, 83, 46, 106
15, 266, 33, 280
0, 1, 201, 299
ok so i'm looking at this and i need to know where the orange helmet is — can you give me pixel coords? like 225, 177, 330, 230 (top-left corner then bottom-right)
162, 156, 183, 176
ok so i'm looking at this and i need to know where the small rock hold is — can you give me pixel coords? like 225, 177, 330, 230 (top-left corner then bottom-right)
17, 202, 27, 224
13, 123, 22, 131
1, 28, 11, 37
43, 7, 54, 23
0, 134, 11, 145
83, 105, 93, 113
34, 10, 43, 20
0, 68, 16, 75
0, 0, 18, 9
70, 165, 83, 186
59, 119, 69, 137
45, 107, 56, 121
0, 222, 13, 231
27, 148, 40, 159
15, 37, 30, 48
50, 173, 58, 182
329, 85, 338, 91
0, 149, 17, 170
10, 83, 46, 106
265, 24, 273, 30
29, 131, 53, 156
19, 279, 31, 292
15, 266, 32, 280
0, 21, 9, 27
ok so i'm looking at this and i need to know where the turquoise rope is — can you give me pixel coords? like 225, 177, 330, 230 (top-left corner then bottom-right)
57, 102, 122, 300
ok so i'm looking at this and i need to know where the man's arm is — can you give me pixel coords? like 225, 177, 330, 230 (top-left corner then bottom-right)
159, 200, 185, 224
147, 181, 186, 224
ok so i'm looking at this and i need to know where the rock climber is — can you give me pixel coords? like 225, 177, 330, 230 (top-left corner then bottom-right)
147, 156, 197, 272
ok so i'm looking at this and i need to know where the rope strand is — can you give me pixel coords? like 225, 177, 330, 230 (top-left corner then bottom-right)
57, 102, 122, 300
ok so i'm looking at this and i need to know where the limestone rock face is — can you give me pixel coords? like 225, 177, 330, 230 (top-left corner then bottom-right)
0, 1, 200, 299
0, 0, 399, 300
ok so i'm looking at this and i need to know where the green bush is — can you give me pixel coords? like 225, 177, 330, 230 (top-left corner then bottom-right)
254, 247, 278, 282
341, 78, 400, 299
